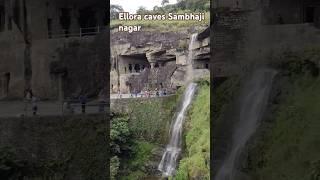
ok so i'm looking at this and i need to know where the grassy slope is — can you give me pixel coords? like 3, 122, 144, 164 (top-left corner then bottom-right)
175, 81, 210, 179
248, 74, 320, 180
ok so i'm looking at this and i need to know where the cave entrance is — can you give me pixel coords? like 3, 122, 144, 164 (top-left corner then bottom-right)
79, 7, 97, 35
126, 82, 132, 93
13, 0, 21, 30
60, 8, 71, 37
305, 6, 315, 23
47, 18, 52, 38
134, 64, 140, 72
58, 73, 67, 101
0, 72, 10, 97
120, 54, 150, 74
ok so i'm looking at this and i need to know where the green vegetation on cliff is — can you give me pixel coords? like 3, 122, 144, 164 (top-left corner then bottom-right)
119, 141, 156, 180
0, 115, 108, 180
127, 95, 179, 144
111, 95, 180, 179
175, 79, 210, 179
247, 51, 320, 179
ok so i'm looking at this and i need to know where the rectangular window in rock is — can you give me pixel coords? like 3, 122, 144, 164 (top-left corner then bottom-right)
305, 6, 315, 23
79, 7, 97, 35
0, 5, 5, 31
13, 0, 21, 30
8, 17, 12, 30
60, 8, 71, 37
47, 18, 52, 38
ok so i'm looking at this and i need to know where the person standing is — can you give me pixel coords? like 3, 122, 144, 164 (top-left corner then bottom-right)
98, 89, 107, 113
63, 98, 74, 115
117, 90, 121, 98
32, 96, 38, 116
23, 89, 33, 115
135, 89, 138, 98
79, 95, 87, 114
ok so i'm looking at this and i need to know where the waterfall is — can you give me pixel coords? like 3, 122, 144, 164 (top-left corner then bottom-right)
158, 34, 198, 176
188, 33, 198, 63
186, 33, 198, 82
215, 68, 277, 180
158, 83, 197, 176
158, 33, 199, 177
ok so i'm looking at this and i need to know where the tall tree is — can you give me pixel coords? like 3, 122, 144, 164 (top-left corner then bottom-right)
136, 6, 148, 14
110, 4, 124, 20
161, 0, 169, 6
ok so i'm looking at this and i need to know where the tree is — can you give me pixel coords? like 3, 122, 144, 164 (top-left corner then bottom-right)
110, 4, 124, 20
136, 6, 148, 14
110, 116, 130, 154
153, 5, 160, 12
176, 0, 187, 10
161, 0, 169, 6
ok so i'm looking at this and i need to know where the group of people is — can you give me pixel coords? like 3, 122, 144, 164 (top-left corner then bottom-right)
63, 88, 107, 115
23, 88, 108, 116
62, 95, 88, 115
129, 88, 167, 98
23, 86, 169, 115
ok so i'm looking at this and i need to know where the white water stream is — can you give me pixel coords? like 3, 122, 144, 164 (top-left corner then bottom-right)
158, 33, 198, 177
215, 68, 277, 180
158, 83, 197, 176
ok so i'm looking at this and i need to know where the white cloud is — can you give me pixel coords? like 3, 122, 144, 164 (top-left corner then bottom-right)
110, 0, 177, 14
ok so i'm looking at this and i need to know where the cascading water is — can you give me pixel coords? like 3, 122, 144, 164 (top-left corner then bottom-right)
188, 33, 198, 63
186, 33, 198, 82
158, 83, 197, 176
215, 68, 277, 180
158, 33, 198, 177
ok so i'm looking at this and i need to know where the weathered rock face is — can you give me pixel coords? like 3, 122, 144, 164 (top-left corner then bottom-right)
110, 28, 210, 94
212, 0, 320, 78
171, 66, 188, 87
0, 0, 106, 100
111, 31, 188, 49
49, 32, 108, 99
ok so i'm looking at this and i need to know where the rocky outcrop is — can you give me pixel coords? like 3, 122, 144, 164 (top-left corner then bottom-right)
110, 28, 210, 94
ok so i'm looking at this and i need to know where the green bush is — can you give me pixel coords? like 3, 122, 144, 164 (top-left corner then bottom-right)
127, 96, 178, 144
110, 116, 131, 154
119, 141, 156, 180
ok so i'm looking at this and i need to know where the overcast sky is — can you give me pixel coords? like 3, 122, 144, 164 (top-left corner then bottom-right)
110, 0, 178, 14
